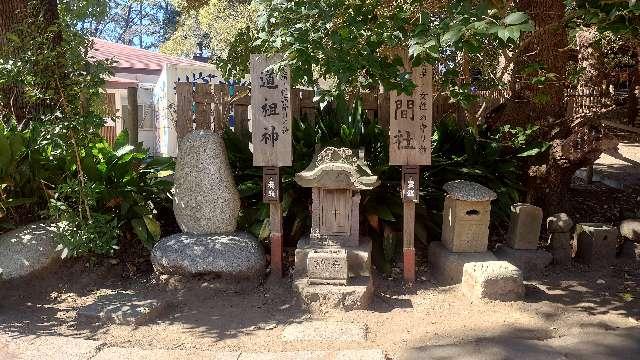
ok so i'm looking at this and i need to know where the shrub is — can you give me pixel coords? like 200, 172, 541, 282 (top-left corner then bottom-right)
49, 131, 174, 258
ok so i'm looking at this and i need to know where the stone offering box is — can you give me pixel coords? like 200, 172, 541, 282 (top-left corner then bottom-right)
293, 147, 380, 312
441, 180, 497, 253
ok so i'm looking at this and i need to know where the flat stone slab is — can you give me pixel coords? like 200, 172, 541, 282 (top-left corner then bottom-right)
494, 245, 552, 280
461, 261, 524, 301
293, 276, 373, 313
282, 321, 367, 341
428, 241, 497, 285
239, 350, 385, 360
0, 222, 59, 280
92, 348, 385, 360
92, 348, 240, 360
0, 334, 103, 360
151, 232, 265, 279
77, 291, 167, 325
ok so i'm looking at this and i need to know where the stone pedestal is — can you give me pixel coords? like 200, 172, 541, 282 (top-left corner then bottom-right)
494, 244, 551, 280
574, 223, 618, 266
547, 213, 574, 265
428, 241, 497, 285
549, 232, 572, 265
461, 261, 525, 301
294, 237, 373, 311
506, 203, 543, 250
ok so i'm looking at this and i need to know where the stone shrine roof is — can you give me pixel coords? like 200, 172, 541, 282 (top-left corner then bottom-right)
295, 147, 380, 190
443, 180, 497, 202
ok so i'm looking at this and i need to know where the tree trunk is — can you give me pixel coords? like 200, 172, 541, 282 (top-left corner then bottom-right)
487, 0, 618, 214
0, 0, 27, 46
0, 0, 28, 124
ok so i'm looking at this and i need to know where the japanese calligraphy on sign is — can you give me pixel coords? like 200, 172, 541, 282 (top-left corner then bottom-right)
251, 54, 292, 167
262, 167, 280, 203
402, 166, 420, 203
389, 50, 433, 166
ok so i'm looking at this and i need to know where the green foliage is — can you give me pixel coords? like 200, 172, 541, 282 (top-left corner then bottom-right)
48, 131, 174, 257
217, 0, 534, 98
0, 2, 175, 257
224, 98, 546, 272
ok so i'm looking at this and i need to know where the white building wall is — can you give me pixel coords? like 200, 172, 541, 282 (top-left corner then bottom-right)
154, 63, 223, 157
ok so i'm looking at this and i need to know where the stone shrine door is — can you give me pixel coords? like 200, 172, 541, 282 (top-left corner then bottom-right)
320, 189, 352, 236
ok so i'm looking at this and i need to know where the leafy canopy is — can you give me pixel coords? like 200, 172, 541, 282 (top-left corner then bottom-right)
217, 0, 535, 97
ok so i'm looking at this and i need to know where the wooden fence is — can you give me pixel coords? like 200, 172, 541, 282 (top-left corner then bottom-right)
168, 83, 640, 143
100, 125, 116, 146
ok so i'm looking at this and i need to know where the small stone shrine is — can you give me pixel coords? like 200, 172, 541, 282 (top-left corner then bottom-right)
495, 203, 551, 279
429, 180, 498, 285
293, 147, 379, 312
151, 130, 265, 282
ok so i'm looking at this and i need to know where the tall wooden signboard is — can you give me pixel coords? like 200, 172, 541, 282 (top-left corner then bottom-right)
389, 49, 433, 282
251, 54, 292, 277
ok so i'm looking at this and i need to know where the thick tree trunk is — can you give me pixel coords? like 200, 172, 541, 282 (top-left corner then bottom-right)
0, 0, 60, 127
493, 0, 569, 130
0, 0, 27, 46
487, 0, 618, 214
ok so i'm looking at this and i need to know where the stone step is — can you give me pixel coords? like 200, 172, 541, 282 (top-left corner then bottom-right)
282, 321, 368, 341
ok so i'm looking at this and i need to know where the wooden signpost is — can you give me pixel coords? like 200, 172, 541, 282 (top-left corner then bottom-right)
250, 53, 292, 277
389, 49, 433, 282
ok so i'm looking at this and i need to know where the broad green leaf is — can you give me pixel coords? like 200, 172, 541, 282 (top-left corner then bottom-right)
143, 215, 161, 241
131, 218, 148, 243
504, 12, 528, 25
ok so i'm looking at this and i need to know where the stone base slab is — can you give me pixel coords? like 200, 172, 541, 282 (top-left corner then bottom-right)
76, 291, 168, 325
428, 241, 497, 286
293, 276, 373, 313
295, 237, 371, 278
282, 321, 367, 341
461, 261, 525, 301
494, 245, 552, 280
151, 232, 265, 280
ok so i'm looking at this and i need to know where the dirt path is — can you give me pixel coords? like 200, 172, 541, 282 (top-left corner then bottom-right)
1, 259, 638, 359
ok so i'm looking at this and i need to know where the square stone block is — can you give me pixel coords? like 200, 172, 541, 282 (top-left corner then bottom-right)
428, 241, 496, 285
506, 203, 543, 250
574, 223, 618, 266
307, 249, 348, 285
461, 261, 524, 301
441, 196, 491, 252
494, 244, 552, 280
295, 237, 371, 278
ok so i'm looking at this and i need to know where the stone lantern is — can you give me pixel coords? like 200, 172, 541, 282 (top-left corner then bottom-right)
429, 180, 498, 286
441, 180, 497, 252
293, 147, 379, 311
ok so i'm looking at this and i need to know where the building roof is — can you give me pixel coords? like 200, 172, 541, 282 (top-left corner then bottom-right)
89, 38, 209, 73
105, 75, 139, 89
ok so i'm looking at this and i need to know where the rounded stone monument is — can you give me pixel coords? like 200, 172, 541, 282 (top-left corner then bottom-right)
172, 130, 240, 234
151, 130, 265, 281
